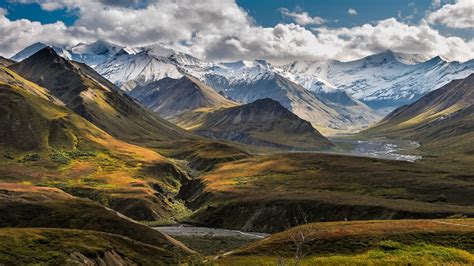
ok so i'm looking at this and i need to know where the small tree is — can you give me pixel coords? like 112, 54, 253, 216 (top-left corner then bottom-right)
289, 223, 315, 266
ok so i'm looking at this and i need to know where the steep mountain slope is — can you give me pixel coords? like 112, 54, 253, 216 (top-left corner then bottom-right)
9, 47, 194, 145
185, 98, 332, 150
93, 43, 208, 91
130, 75, 238, 118
69, 40, 124, 67
366, 74, 474, 154
309, 83, 382, 128
0, 65, 95, 151
0, 64, 201, 222
278, 51, 473, 111
0, 56, 15, 67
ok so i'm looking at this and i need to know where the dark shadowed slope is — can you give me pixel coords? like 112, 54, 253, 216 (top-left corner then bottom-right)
188, 98, 332, 150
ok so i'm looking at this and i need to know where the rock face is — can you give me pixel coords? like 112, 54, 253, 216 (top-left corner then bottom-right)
130, 75, 237, 118
191, 98, 333, 150
367, 74, 474, 154
9, 47, 194, 144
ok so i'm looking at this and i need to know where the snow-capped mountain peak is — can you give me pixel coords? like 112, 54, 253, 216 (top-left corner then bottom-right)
11, 42, 72, 61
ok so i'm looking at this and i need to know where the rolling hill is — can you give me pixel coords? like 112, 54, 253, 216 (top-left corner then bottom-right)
0, 183, 197, 264
218, 219, 474, 265
182, 98, 333, 150
182, 152, 474, 233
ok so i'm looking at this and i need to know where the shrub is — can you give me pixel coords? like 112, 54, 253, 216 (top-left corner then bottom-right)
3, 151, 14, 160
50, 152, 70, 164
447, 214, 467, 219
66, 150, 96, 159
21, 153, 41, 162
378, 240, 403, 251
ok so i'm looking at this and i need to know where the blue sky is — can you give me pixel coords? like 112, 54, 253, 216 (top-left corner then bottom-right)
0, 0, 472, 62
238, 0, 430, 26
3, 1, 77, 25
3, 0, 470, 39
3, 0, 435, 28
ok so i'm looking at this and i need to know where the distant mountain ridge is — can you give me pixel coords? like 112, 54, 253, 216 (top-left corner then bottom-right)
129, 75, 238, 119
277, 50, 473, 110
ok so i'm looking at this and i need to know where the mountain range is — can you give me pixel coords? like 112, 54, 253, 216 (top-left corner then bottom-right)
278, 51, 473, 111
12, 41, 472, 134
13, 42, 473, 106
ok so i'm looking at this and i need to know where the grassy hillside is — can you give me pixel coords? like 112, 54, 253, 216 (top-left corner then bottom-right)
0, 65, 201, 223
184, 153, 474, 232
0, 228, 194, 265
0, 183, 194, 257
218, 219, 474, 265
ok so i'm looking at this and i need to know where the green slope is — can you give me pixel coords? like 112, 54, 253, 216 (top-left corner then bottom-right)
218, 219, 474, 265
0, 65, 199, 222
0, 228, 185, 265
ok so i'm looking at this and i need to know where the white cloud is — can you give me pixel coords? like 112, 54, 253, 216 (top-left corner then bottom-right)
432, 0, 441, 8
427, 0, 474, 29
280, 8, 326, 25
315, 18, 474, 62
0, 0, 473, 63
348, 8, 358, 16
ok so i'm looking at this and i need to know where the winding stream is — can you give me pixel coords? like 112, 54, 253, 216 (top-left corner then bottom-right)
154, 225, 268, 239
329, 138, 422, 162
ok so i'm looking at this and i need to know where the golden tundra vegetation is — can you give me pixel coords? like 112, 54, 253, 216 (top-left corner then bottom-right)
0, 48, 472, 264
